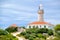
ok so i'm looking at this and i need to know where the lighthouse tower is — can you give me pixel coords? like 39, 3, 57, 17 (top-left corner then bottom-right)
38, 4, 44, 22
27, 3, 54, 29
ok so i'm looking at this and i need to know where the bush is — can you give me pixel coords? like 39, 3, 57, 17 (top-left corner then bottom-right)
36, 33, 43, 38
0, 29, 18, 40
24, 34, 30, 39
48, 29, 53, 35
5, 27, 18, 33
53, 37, 60, 40
20, 32, 26, 35
0, 34, 18, 40
54, 24, 60, 37
18, 28, 49, 40
29, 37, 34, 40
54, 24, 60, 31
0, 29, 8, 35
36, 28, 48, 33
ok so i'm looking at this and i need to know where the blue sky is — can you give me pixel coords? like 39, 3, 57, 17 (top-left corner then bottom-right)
0, 0, 60, 29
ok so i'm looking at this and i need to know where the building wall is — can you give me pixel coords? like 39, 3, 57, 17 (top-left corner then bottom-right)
27, 24, 53, 29
17, 27, 25, 32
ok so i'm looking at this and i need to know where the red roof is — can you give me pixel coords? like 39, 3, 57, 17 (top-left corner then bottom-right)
28, 21, 53, 26
29, 22, 48, 24
11, 24, 17, 27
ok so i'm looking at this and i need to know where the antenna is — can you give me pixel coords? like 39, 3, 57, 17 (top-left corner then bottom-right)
39, 0, 43, 10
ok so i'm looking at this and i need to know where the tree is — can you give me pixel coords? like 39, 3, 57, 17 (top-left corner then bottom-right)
0, 34, 18, 40
54, 24, 60, 31
54, 24, 60, 38
37, 33, 43, 38
5, 27, 18, 33
0, 29, 8, 35
20, 32, 26, 35
36, 28, 48, 33
0, 29, 18, 40
48, 29, 53, 35
24, 34, 30, 39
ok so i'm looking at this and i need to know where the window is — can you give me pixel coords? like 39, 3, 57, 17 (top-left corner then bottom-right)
33, 26, 35, 28
36, 26, 38, 28
29, 26, 31, 28
40, 25, 41, 28
44, 25, 46, 28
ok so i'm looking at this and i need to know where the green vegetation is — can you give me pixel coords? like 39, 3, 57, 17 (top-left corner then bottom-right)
0, 29, 8, 35
47, 24, 60, 40
54, 24, 60, 35
53, 37, 60, 40
0, 29, 18, 40
48, 29, 53, 35
18, 28, 53, 40
0, 24, 60, 40
0, 34, 18, 40
5, 27, 18, 33
53, 24, 60, 40
54, 24, 60, 31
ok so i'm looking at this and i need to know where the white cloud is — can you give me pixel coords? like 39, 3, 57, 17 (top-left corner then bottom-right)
1, 3, 36, 12
1, 4, 14, 7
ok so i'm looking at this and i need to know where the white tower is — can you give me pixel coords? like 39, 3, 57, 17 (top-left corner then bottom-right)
38, 4, 44, 22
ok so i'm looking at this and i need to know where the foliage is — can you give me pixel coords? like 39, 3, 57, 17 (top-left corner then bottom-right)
20, 32, 26, 35
48, 29, 53, 35
18, 28, 53, 40
53, 36, 60, 40
0, 34, 18, 40
54, 24, 60, 31
5, 27, 18, 33
36, 33, 44, 38
0, 29, 8, 35
54, 24, 60, 36
0, 29, 18, 40
37, 28, 48, 33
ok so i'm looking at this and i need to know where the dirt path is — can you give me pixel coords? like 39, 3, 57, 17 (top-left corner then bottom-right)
11, 32, 26, 40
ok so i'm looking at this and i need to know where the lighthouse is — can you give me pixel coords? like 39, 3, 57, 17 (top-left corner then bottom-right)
27, 3, 54, 29
38, 4, 44, 22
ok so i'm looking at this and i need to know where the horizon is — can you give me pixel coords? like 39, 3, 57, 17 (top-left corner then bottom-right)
0, 0, 60, 29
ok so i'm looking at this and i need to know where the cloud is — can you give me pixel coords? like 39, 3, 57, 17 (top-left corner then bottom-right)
0, 2, 37, 22
1, 3, 36, 13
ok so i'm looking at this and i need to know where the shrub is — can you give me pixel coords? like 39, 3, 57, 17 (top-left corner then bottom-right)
54, 24, 60, 37
36, 28, 48, 33
29, 37, 34, 40
0, 34, 18, 40
19, 28, 49, 40
5, 27, 18, 33
48, 29, 53, 35
0, 29, 8, 35
20, 32, 26, 35
54, 24, 60, 31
